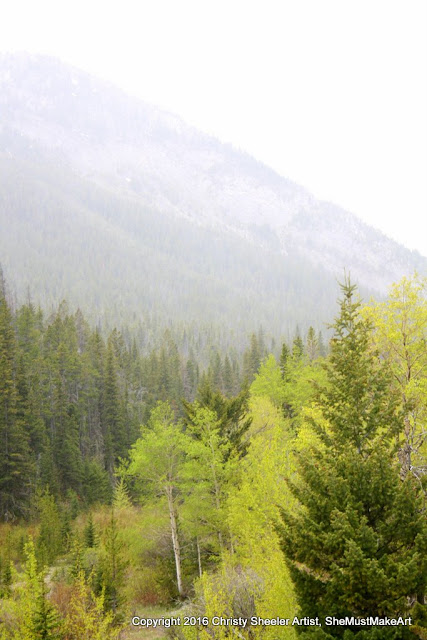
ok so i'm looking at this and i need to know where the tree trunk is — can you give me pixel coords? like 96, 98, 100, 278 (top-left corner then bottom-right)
196, 536, 202, 577
165, 484, 184, 597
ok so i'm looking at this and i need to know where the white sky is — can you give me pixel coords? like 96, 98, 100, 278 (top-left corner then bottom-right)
1, 0, 427, 255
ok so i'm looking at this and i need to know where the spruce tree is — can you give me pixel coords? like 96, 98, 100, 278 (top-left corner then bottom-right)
103, 338, 126, 473
280, 341, 290, 379
0, 284, 33, 519
30, 575, 62, 639
183, 379, 252, 458
84, 512, 97, 548
279, 280, 426, 639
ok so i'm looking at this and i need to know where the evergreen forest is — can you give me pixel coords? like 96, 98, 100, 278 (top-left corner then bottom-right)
0, 271, 426, 640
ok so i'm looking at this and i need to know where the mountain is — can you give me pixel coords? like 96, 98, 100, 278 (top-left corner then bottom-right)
0, 53, 425, 340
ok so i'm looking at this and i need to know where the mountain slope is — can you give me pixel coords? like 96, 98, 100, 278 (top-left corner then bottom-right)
0, 53, 425, 337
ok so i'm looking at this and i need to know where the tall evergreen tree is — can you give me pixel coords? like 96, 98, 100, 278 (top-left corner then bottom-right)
183, 379, 252, 458
279, 280, 426, 638
0, 286, 33, 520
103, 338, 126, 473
279, 341, 290, 379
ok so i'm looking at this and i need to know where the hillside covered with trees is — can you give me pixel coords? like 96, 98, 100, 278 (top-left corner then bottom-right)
1, 54, 426, 341
0, 272, 426, 639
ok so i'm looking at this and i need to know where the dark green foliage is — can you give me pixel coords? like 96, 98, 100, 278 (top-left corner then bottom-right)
183, 379, 252, 458
0, 551, 12, 597
82, 460, 112, 506
279, 280, 426, 638
292, 332, 305, 360
0, 284, 33, 520
242, 332, 266, 382
280, 341, 290, 379
84, 512, 97, 548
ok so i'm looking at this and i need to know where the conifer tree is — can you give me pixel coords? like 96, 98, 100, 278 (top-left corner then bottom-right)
279, 341, 290, 379
35, 489, 63, 566
112, 477, 131, 511
0, 285, 33, 520
183, 379, 252, 458
84, 512, 97, 548
279, 280, 426, 638
96, 510, 127, 623
305, 326, 318, 361
30, 575, 62, 640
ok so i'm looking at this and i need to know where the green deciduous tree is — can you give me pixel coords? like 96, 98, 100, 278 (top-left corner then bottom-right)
362, 274, 427, 480
127, 402, 188, 598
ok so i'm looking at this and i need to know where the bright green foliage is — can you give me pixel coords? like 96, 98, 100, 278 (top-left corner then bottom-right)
250, 354, 285, 408
127, 402, 189, 597
112, 478, 131, 511
279, 280, 426, 638
128, 402, 187, 499
362, 274, 427, 479
181, 405, 232, 566
189, 396, 297, 639
282, 355, 327, 426
1, 539, 62, 640
64, 571, 120, 640
35, 490, 63, 567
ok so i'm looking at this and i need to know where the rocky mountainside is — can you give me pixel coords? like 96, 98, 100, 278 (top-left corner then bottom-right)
0, 53, 425, 338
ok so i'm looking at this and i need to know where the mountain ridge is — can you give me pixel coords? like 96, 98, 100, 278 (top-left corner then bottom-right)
0, 53, 425, 339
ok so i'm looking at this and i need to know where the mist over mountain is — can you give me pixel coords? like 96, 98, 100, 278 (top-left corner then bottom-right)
0, 53, 425, 340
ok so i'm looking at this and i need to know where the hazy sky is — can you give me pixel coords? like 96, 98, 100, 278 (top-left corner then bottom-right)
2, 0, 427, 255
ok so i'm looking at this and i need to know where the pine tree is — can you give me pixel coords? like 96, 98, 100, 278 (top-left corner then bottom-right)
96, 510, 127, 623
0, 285, 33, 520
84, 512, 97, 548
103, 339, 126, 473
35, 489, 63, 567
291, 333, 304, 360
305, 326, 318, 361
279, 341, 290, 379
279, 280, 426, 638
30, 575, 62, 639
112, 477, 131, 511
183, 379, 252, 459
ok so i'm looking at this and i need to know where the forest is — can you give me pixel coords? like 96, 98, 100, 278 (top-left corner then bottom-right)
0, 271, 426, 639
